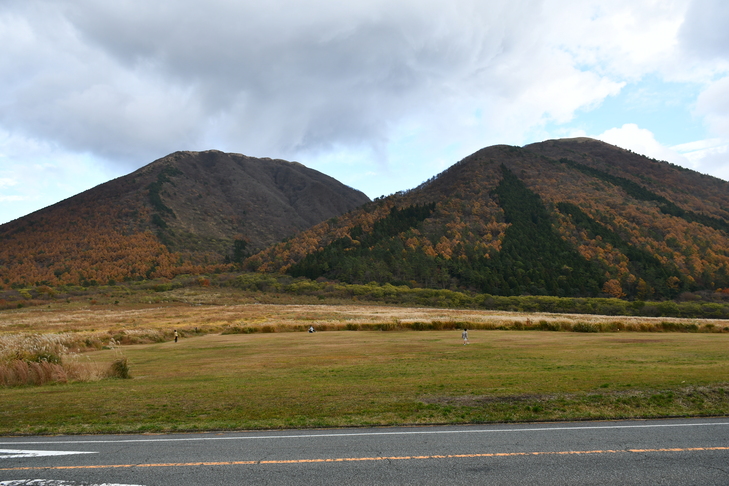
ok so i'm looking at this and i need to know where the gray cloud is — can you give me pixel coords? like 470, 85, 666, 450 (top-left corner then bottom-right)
680, 0, 729, 60
696, 77, 729, 135
2, 0, 621, 171
679, 0, 729, 143
8, 0, 728, 218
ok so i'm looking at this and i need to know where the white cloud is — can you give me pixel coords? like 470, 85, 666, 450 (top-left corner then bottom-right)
672, 138, 729, 179
596, 123, 691, 165
696, 76, 729, 137
679, 0, 729, 62
553, 0, 691, 80
595, 124, 729, 182
2, 0, 729, 223
0, 1, 628, 166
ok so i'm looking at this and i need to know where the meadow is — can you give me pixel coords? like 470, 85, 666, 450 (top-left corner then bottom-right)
1, 292, 728, 435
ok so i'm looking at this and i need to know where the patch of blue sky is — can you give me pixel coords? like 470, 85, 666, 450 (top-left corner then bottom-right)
548, 75, 707, 146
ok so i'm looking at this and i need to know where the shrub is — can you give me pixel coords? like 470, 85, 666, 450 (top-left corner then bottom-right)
573, 322, 598, 333
108, 358, 131, 379
657, 301, 680, 317
0, 360, 68, 387
30, 352, 62, 364
607, 321, 625, 331
430, 320, 459, 330
539, 320, 561, 331
660, 322, 698, 333
373, 322, 398, 331
222, 326, 258, 334
285, 280, 325, 294
558, 321, 573, 331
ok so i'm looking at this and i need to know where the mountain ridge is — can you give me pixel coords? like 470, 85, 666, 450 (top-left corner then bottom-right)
3, 137, 729, 300
252, 138, 729, 299
0, 150, 369, 287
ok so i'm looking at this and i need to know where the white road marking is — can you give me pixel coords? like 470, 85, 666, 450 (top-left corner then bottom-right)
0, 450, 97, 459
0, 481, 143, 486
0, 420, 727, 446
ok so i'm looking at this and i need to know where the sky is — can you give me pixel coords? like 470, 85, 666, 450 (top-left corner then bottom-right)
1, 0, 729, 225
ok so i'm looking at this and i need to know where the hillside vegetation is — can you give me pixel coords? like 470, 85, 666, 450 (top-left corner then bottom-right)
3, 138, 729, 302
0, 150, 369, 288
253, 138, 729, 300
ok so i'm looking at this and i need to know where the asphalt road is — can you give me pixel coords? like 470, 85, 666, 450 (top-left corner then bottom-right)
1, 418, 728, 485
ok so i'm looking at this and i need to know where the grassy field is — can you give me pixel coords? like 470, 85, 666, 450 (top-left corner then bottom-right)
4, 286, 729, 335
1, 323, 728, 435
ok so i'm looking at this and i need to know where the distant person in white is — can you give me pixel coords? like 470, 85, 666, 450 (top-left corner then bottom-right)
462, 329, 469, 345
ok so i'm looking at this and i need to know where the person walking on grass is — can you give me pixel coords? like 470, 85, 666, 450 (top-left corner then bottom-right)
174, 330, 179, 343
462, 328, 469, 345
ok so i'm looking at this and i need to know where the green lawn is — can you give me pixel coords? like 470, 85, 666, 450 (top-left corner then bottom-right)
2, 330, 728, 435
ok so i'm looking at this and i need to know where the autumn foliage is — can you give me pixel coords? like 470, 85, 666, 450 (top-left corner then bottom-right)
0, 199, 226, 288
252, 140, 729, 300
4, 139, 729, 300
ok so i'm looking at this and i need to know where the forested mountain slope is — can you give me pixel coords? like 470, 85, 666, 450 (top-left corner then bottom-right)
251, 138, 729, 299
0, 151, 369, 287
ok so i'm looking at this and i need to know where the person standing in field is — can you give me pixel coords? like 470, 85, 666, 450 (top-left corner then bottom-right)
462, 328, 469, 345
174, 330, 179, 343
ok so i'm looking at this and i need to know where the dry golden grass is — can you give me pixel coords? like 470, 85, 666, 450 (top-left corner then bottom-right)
2, 298, 726, 390
2, 300, 727, 336
0, 357, 114, 387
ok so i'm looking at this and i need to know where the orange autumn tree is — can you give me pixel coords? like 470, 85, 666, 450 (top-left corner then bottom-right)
0, 200, 227, 288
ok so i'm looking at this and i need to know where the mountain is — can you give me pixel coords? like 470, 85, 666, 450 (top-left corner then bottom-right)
252, 138, 729, 300
0, 150, 370, 287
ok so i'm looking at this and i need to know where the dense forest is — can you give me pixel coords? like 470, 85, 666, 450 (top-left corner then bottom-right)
3, 138, 729, 303
254, 139, 729, 300
0, 150, 368, 288
289, 166, 606, 296
0, 199, 226, 288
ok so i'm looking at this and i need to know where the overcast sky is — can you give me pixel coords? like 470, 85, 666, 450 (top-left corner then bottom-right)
1, 0, 729, 225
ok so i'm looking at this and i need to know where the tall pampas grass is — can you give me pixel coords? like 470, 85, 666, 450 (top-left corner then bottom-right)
0, 332, 130, 387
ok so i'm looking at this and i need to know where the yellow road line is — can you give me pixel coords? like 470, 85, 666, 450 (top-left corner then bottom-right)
2, 447, 728, 471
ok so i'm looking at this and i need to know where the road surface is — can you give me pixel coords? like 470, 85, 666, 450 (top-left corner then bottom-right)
1, 417, 728, 485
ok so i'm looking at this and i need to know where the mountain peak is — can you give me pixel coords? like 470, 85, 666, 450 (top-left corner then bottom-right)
253, 139, 729, 299
0, 150, 369, 287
